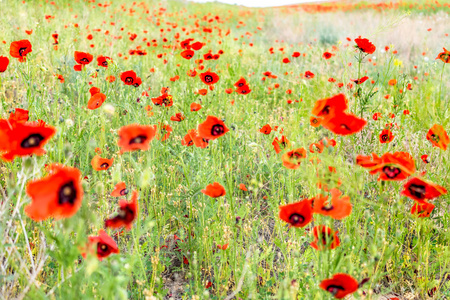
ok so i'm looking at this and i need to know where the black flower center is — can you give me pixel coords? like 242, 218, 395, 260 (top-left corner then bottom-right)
321, 106, 330, 115
125, 77, 134, 84
340, 124, 351, 131
381, 134, 388, 141
289, 213, 304, 225
120, 189, 129, 196
21, 133, 44, 148
80, 58, 89, 63
430, 134, 440, 143
204, 75, 213, 83
19, 47, 28, 56
97, 243, 109, 255
326, 285, 345, 295
408, 184, 426, 199
129, 135, 147, 145
102, 61, 108, 67
382, 166, 401, 178
238, 82, 244, 87
100, 163, 109, 169
58, 181, 77, 205
211, 124, 225, 136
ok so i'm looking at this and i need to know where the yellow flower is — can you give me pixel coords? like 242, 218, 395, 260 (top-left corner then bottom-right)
394, 59, 403, 67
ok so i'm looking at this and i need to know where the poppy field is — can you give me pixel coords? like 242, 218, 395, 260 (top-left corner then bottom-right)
1, 0, 450, 299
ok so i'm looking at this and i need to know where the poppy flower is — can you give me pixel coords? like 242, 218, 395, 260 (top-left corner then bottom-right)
323, 52, 333, 59
190, 102, 202, 111
279, 199, 313, 228
170, 113, 185, 122
201, 182, 226, 198
401, 177, 447, 203
379, 129, 394, 143
322, 112, 367, 136
421, 154, 429, 164
310, 117, 323, 128
133, 77, 142, 87
74, 51, 93, 65
352, 76, 368, 84
234, 77, 247, 88
89, 86, 100, 96
282, 148, 307, 169
120, 70, 138, 86
355, 36, 376, 54
106, 75, 116, 83
10, 40, 32, 62
111, 182, 128, 197
426, 124, 449, 150
181, 130, 195, 147
238, 183, 247, 191
199, 70, 219, 85
0, 56, 9, 72
272, 136, 290, 154
181, 49, 195, 59
117, 124, 157, 154
309, 142, 324, 154
320, 273, 359, 299
304, 71, 315, 79
87, 93, 106, 110
217, 243, 229, 250
259, 124, 272, 134
0, 120, 56, 161
105, 190, 139, 230
191, 41, 203, 50
312, 189, 352, 220
236, 85, 252, 95
311, 94, 348, 123
86, 229, 120, 261
156, 123, 173, 142
196, 89, 208, 96
310, 225, 340, 250
91, 155, 114, 171
152, 93, 173, 107
192, 131, 209, 148
73, 64, 83, 72
198, 116, 229, 140
356, 151, 415, 181
9, 108, 29, 124
97, 55, 112, 67
411, 202, 435, 218
24, 164, 83, 221
436, 48, 450, 63
282, 57, 291, 63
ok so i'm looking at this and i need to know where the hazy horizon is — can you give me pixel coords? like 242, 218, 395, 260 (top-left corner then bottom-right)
188, 0, 328, 8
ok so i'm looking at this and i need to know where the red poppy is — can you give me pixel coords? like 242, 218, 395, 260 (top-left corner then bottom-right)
170, 113, 185, 122
97, 55, 112, 67
401, 177, 447, 203
322, 112, 367, 136
234, 77, 247, 88
199, 70, 219, 85
86, 229, 120, 261
312, 189, 352, 220
106, 75, 116, 83
311, 94, 348, 123
411, 202, 435, 218
236, 84, 252, 95
105, 190, 139, 230
120, 70, 138, 86
310, 116, 323, 128
73, 64, 83, 72
198, 116, 229, 140
352, 76, 369, 84
272, 136, 290, 154
282, 148, 307, 169
421, 154, 429, 164
89, 86, 100, 96
356, 151, 415, 181
181, 130, 195, 147
152, 93, 173, 107
304, 71, 315, 79
259, 124, 272, 134
192, 131, 209, 148
0, 56, 9, 72
117, 124, 157, 154
355, 36, 376, 54
201, 182, 226, 198
9, 108, 29, 124
181, 49, 195, 59
426, 124, 449, 150
196, 88, 208, 96
156, 123, 173, 142
217, 243, 229, 250
91, 155, 114, 171
310, 225, 340, 250
25, 164, 83, 221
379, 129, 394, 143
323, 52, 333, 59
10, 40, 32, 62
74, 51, 93, 65
279, 199, 313, 228
436, 48, 450, 63
191, 41, 203, 50
190, 102, 202, 111
0, 120, 56, 161
320, 273, 359, 299
111, 182, 128, 197
87, 93, 106, 110
238, 183, 247, 191
309, 142, 324, 154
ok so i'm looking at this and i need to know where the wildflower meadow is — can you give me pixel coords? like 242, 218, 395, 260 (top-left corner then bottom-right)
0, 0, 449, 299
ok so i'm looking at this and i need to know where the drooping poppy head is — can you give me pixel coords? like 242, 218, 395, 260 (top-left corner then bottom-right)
201, 182, 226, 198
197, 116, 229, 140
120, 70, 138, 86
379, 129, 394, 143
117, 124, 157, 154
111, 182, 128, 197
319, 273, 359, 299
10, 40, 32, 62
97, 55, 112, 67
401, 177, 447, 203
24, 164, 84, 221
0, 56, 9, 72
87, 229, 120, 261
199, 70, 219, 85
411, 202, 435, 218
74, 51, 93, 65
91, 155, 114, 171
426, 124, 449, 150
181, 49, 195, 59
272, 136, 290, 154
311, 94, 348, 122
279, 198, 313, 228
170, 113, 185, 122
310, 225, 340, 250
0, 120, 56, 161
9, 108, 29, 124
105, 190, 139, 230
259, 124, 272, 135
436, 48, 450, 63
354, 36, 376, 54
87, 93, 106, 110
312, 189, 352, 220
322, 112, 367, 136
282, 148, 307, 169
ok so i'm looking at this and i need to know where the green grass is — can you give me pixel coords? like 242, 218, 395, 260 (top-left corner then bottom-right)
0, 0, 449, 299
